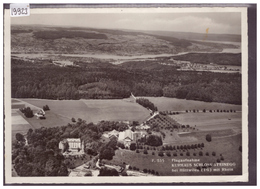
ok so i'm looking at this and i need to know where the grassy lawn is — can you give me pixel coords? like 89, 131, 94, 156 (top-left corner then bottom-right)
142, 97, 242, 112
105, 134, 242, 176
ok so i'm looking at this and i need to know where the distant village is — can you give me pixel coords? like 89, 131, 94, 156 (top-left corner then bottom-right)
160, 59, 241, 73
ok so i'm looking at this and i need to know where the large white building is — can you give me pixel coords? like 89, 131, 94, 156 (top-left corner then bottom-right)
59, 138, 84, 153
118, 130, 147, 148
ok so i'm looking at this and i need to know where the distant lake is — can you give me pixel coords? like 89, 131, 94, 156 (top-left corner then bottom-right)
12, 49, 241, 61
61, 53, 176, 60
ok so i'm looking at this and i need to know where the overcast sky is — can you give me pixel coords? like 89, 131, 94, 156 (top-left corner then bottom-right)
11, 12, 241, 35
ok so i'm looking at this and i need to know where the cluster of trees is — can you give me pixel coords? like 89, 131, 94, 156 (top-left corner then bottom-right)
136, 98, 158, 112
13, 128, 69, 176
19, 107, 34, 118
99, 137, 117, 160
12, 118, 121, 176
146, 114, 181, 133
96, 121, 129, 132
98, 167, 119, 176
145, 135, 163, 146
11, 58, 241, 105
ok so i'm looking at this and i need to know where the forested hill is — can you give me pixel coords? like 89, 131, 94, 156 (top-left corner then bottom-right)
11, 59, 241, 105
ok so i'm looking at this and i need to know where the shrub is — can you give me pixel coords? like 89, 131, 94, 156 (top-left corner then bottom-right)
199, 151, 203, 156
130, 143, 136, 151
136, 150, 139, 153
158, 151, 164, 157
217, 159, 221, 163
43, 105, 50, 111
186, 152, 190, 156
212, 152, 216, 156
152, 152, 155, 155
143, 149, 148, 154
206, 134, 212, 142
206, 152, 209, 156
71, 117, 76, 122
166, 152, 171, 157
193, 153, 196, 156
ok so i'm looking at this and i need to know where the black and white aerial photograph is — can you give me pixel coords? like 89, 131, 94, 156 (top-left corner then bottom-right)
4, 5, 250, 184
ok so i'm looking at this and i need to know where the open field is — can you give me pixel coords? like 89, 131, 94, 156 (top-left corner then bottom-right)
142, 97, 242, 112
21, 98, 150, 124
170, 112, 242, 132
11, 110, 33, 140
24, 110, 71, 129
162, 129, 198, 145
105, 133, 242, 176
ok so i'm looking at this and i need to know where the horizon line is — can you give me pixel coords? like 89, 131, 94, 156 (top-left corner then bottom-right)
11, 23, 241, 36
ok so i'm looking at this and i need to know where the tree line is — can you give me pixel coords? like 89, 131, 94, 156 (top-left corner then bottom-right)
136, 98, 158, 112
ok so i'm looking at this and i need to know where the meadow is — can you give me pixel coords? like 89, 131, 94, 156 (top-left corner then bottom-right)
143, 97, 242, 112
21, 98, 150, 124
170, 112, 242, 132
11, 110, 33, 139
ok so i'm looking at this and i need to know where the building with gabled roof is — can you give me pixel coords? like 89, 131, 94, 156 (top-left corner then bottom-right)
108, 129, 119, 138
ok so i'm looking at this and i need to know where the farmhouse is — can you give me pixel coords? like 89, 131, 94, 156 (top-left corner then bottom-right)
35, 109, 45, 119
59, 138, 84, 153
53, 60, 74, 67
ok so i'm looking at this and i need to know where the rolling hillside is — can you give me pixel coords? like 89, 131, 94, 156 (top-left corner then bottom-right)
11, 25, 239, 56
